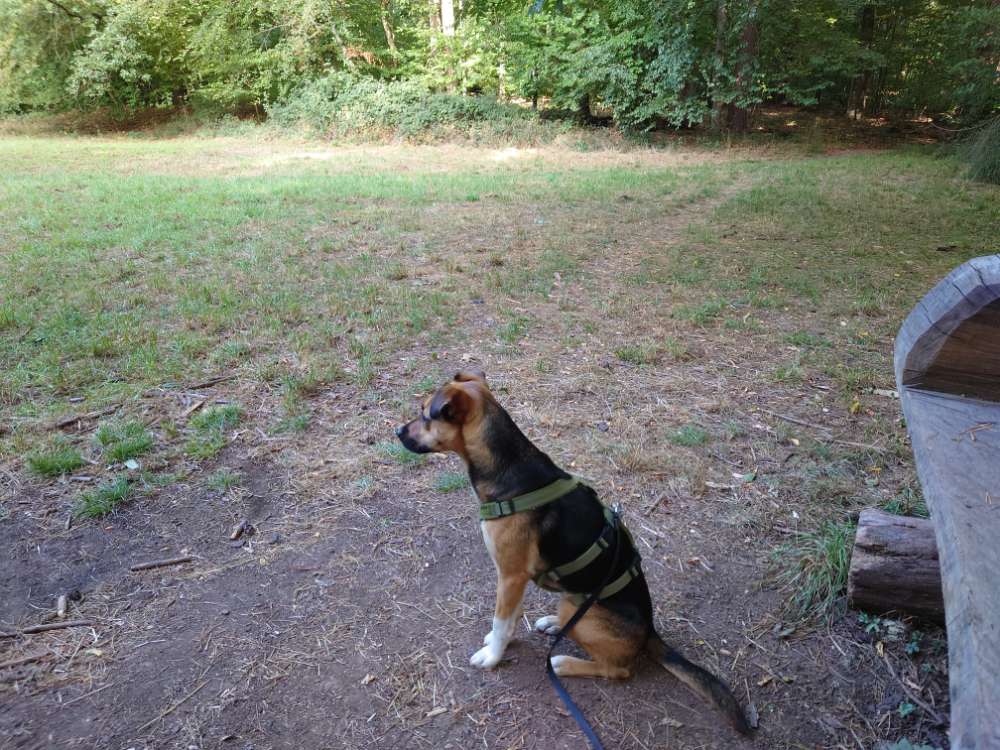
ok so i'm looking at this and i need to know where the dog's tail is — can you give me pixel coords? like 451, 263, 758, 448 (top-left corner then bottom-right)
646, 632, 753, 736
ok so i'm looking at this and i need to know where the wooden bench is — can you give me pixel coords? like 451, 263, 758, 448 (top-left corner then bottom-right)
893, 254, 1000, 749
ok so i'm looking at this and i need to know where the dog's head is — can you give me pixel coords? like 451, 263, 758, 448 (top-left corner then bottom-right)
395, 369, 489, 457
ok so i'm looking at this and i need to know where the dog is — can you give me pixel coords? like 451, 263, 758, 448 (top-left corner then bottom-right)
396, 369, 751, 735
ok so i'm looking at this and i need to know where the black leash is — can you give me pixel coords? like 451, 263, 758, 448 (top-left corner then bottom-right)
545, 508, 624, 750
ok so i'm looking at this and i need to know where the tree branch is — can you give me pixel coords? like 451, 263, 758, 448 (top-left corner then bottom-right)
42, 0, 104, 23
43, 0, 85, 20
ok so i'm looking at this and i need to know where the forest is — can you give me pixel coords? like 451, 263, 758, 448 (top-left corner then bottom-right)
1, 0, 998, 134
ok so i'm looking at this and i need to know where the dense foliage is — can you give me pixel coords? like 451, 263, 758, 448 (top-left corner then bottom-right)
1, 0, 997, 131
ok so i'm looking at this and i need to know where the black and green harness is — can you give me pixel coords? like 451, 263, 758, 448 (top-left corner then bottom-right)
479, 475, 642, 750
478, 475, 642, 604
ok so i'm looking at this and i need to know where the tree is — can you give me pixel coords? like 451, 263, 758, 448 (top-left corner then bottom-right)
0, 0, 995, 126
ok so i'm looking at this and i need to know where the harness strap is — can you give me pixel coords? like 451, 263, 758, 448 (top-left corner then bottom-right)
546, 510, 625, 750
566, 556, 642, 605
533, 505, 614, 587
483, 479, 639, 602
479, 476, 580, 521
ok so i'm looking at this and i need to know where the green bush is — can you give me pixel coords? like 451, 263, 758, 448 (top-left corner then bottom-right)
267, 74, 568, 144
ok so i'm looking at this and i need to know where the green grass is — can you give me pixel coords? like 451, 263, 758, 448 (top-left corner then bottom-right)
74, 476, 132, 518
773, 358, 806, 384
498, 314, 530, 345
882, 485, 929, 518
434, 471, 469, 493
27, 444, 85, 477
378, 440, 426, 465
190, 405, 242, 432
674, 298, 727, 325
669, 424, 710, 447
275, 413, 311, 433
186, 405, 242, 459
0, 141, 995, 441
615, 343, 658, 366
775, 519, 855, 621
206, 468, 242, 492
96, 421, 154, 462
784, 331, 830, 348
661, 336, 691, 361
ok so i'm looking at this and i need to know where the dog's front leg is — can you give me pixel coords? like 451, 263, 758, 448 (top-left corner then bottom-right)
470, 572, 528, 669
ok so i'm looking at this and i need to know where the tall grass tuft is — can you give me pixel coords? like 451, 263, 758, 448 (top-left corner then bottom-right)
958, 116, 1000, 185
775, 520, 855, 621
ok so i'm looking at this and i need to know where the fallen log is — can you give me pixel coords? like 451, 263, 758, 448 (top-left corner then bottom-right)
847, 508, 943, 622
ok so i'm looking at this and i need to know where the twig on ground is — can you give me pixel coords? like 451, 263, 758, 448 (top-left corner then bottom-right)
1, 620, 94, 637
757, 407, 833, 434
184, 374, 237, 391
0, 652, 51, 669
182, 399, 206, 418
642, 493, 666, 516
130, 555, 194, 572
137, 679, 209, 732
48, 373, 235, 430
753, 407, 889, 453
882, 653, 944, 725
50, 404, 120, 430
63, 682, 115, 706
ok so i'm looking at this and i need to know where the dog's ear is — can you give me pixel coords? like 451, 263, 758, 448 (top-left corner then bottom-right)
429, 384, 472, 423
453, 368, 487, 386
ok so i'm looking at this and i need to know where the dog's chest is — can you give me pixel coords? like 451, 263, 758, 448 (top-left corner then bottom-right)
479, 520, 500, 571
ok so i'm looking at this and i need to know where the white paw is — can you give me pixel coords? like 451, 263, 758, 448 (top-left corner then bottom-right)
550, 654, 571, 676
483, 630, 494, 645
470, 644, 503, 670
534, 615, 561, 635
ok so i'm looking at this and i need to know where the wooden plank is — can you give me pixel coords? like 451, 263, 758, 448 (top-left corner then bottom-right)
895, 253, 1000, 391
911, 299, 1000, 401
894, 255, 1000, 750
847, 508, 943, 622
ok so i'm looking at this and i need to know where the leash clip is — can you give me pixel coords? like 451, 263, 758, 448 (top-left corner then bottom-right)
609, 502, 624, 523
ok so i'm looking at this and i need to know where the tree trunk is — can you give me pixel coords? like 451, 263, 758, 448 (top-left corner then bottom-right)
847, 509, 944, 622
428, 0, 440, 32
381, 0, 397, 54
725, 2, 758, 133
712, 0, 728, 132
440, 0, 455, 36
851, 4, 875, 118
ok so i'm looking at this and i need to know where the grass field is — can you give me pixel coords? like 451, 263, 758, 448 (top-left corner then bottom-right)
2, 134, 997, 749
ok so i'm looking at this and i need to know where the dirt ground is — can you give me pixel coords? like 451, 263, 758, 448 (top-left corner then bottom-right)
1, 139, 962, 750
2, 400, 949, 750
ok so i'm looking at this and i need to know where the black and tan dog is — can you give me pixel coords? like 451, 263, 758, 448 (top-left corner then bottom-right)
396, 370, 751, 735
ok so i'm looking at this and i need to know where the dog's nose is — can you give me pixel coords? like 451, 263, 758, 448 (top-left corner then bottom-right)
395, 424, 405, 438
